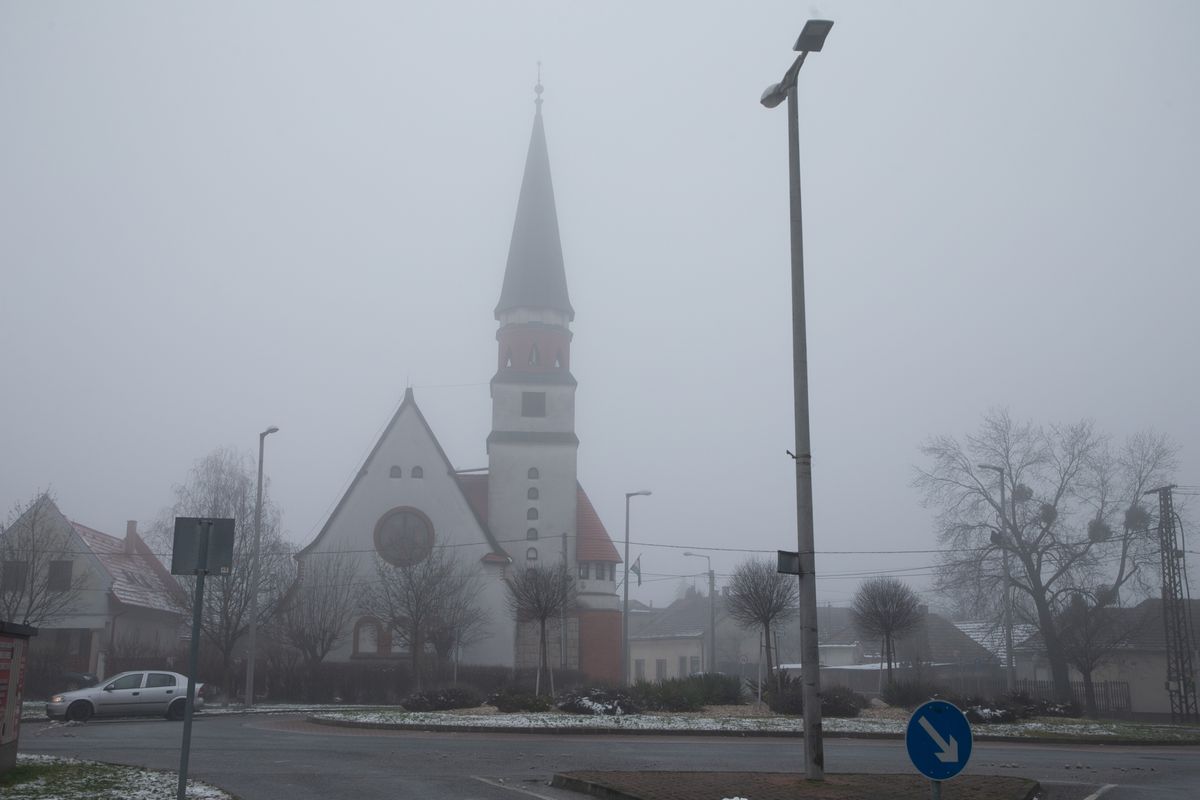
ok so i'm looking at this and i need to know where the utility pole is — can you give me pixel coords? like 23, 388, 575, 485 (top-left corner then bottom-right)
979, 463, 1016, 692
561, 532, 568, 670
1147, 485, 1198, 723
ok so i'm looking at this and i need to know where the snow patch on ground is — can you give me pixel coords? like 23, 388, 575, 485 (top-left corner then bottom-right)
11, 754, 232, 800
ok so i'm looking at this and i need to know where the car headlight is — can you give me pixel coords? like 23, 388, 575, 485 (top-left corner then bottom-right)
51, 695, 64, 703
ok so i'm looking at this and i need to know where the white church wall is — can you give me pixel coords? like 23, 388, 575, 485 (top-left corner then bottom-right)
487, 441, 577, 568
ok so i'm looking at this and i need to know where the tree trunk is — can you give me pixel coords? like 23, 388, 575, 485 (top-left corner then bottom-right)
764, 622, 780, 693
1031, 593, 1074, 705
1081, 670, 1098, 719
537, 619, 548, 696
411, 622, 423, 692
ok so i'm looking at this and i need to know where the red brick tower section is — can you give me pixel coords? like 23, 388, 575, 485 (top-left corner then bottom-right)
576, 487, 621, 684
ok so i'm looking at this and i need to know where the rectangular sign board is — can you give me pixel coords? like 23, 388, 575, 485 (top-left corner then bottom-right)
777, 549, 802, 576
171, 517, 236, 576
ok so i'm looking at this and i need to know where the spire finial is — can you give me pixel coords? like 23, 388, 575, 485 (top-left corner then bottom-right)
535, 61, 544, 113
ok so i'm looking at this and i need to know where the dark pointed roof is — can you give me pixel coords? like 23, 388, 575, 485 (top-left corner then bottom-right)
495, 86, 574, 321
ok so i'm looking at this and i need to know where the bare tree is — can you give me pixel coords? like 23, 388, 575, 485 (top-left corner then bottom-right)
851, 577, 923, 687
427, 564, 491, 683
280, 549, 359, 670
725, 558, 798, 691
1056, 590, 1147, 718
358, 549, 480, 691
0, 492, 89, 626
916, 409, 1175, 703
157, 447, 296, 703
505, 563, 575, 695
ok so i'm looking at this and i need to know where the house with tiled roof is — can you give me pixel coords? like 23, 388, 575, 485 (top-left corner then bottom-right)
0, 496, 185, 679
293, 85, 622, 682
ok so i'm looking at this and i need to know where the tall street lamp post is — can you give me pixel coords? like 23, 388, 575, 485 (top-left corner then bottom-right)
979, 463, 1017, 692
622, 490, 651, 686
760, 17, 833, 781
684, 552, 717, 673
244, 425, 279, 708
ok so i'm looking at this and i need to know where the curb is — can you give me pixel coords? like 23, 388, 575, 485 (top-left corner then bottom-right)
304, 715, 1200, 746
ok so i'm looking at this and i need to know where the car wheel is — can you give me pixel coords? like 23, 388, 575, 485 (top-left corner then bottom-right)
66, 701, 93, 722
167, 699, 186, 721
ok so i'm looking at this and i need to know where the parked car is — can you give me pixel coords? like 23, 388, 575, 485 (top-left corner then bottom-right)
45, 670, 204, 722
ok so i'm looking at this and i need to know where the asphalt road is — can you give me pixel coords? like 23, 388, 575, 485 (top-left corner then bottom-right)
19, 715, 1200, 800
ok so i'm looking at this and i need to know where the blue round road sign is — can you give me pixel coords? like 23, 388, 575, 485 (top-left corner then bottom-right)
905, 700, 973, 781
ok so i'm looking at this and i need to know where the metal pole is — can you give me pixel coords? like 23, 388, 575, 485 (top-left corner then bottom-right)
708, 568, 717, 672
244, 427, 275, 707
561, 532, 568, 670
1000, 476, 1015, 692
177, 521, 210, 800
787, 81, 824, 781
931, 779, 942, 800
622, 496, 631, 686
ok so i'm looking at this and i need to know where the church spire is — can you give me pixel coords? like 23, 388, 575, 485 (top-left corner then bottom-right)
495, 79, 574, 321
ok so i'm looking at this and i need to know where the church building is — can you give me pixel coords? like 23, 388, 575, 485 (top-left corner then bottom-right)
295, 84, 622, 683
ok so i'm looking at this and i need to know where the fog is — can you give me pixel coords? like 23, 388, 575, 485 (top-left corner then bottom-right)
3, 1, 1197, 609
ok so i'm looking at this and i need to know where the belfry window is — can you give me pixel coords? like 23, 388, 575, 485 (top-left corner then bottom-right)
529, 344, 540, 366
504, 349, 513, 368
555, 352, 563, 368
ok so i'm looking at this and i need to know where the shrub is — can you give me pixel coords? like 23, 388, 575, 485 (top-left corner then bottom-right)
631, 679, 706, 712
820, 685, 865, 718
881, 679, 944, 709
764, 672, 805, 716
489, 689, 553, 713
557, 688, 640, 716
688, 673, 744, 705
401, 686, 483, 712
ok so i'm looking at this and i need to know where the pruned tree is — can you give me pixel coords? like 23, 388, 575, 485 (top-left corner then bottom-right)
157, 447, 296, 703
851, 577, 923, 687
359, 548, 484, 691
427, 564, 491, 682
916, 409, 1175, 703
0, 492, 89, 626
505, 563, 575, 695
280, 549, 359, 671
1055, 589, 1147, 718
725, 558, 798, 692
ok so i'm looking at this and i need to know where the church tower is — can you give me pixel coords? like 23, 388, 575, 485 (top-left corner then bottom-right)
487, 81, 579, 575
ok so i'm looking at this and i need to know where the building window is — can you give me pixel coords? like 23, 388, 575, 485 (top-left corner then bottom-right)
527, 508, 538, 521
634, 659, 646, 682
373, 507, 435, 567
528, 467, 539, 480
526, 547, 538, 561
527, 487, 539, 500
679, 656, 687, 678
655, 659, 667, 681
354, 617, 381, 655
521, 391, 546, 417
47, 560, 72, 592
555, 351, 563, 368
526, 528, 538, 540
411, 466, 423, 478
1, 561, 27, 593
578, 563, 590, 580
389, 466, 402, 478
690, 655, 701, 674
504, 349, 513, 368
529, 343, 540, 365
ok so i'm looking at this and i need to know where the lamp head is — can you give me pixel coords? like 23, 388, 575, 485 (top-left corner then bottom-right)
263, 426, 280, 436
793, 19, 833, 53
760, 82, 787, 109
627, 490, 652, 498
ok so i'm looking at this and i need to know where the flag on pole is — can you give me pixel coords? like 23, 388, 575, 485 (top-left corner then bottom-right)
630, 555, 642, 586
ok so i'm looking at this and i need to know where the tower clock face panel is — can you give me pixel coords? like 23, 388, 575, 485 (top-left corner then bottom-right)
373, 507, 434, 567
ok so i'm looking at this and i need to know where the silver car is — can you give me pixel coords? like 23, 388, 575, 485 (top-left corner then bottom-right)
45, 670, 204, 722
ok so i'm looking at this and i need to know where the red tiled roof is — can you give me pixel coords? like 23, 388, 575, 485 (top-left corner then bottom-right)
576, 484, 620, 563
70, 522, 184, 614
455, 473, 509, 563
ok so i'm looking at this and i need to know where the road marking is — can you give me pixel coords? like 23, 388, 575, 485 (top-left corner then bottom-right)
1082, 785, 1118, 800
471, 775, 559, 799
917, 715, 960, 763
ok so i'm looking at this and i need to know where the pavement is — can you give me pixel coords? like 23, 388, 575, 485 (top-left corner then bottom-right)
552, 771, 1042, 800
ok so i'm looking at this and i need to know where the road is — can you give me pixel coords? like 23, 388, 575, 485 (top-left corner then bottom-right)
19, 715, 1199, 800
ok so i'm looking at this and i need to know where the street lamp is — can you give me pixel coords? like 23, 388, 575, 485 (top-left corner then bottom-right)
684, 552, 717, 674
244, 425, 279, 708
761, 17, 832, 781
622, 490, 652, 686
978, 463, 1016, 692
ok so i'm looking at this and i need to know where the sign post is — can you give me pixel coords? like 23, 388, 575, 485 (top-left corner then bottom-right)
172, 517, 235, 800
905, 699, 973, 800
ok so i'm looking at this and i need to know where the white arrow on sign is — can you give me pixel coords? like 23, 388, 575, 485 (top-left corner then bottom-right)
918, 715, 960, 763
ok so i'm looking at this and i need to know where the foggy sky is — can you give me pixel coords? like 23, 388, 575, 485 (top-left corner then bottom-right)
3, 1, 1197, 609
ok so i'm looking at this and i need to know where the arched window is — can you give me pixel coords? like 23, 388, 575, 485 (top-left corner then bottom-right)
411, 466, 424, 478
504, 349, 513, 368
528, 468, 539, 480
389, 466, 402, 478
527, 508, 538, 521
526, 547, 538, 561
354, 617, 381, 656
527, 487, 539, 500
555, 351, 563, 368
529, 343, 540, 365
526, 527, 538, 540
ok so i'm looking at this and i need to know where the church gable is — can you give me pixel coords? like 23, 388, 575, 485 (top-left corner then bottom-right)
298, 389, 499, 564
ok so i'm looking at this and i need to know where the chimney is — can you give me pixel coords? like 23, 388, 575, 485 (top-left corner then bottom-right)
124, 520, 138, 555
